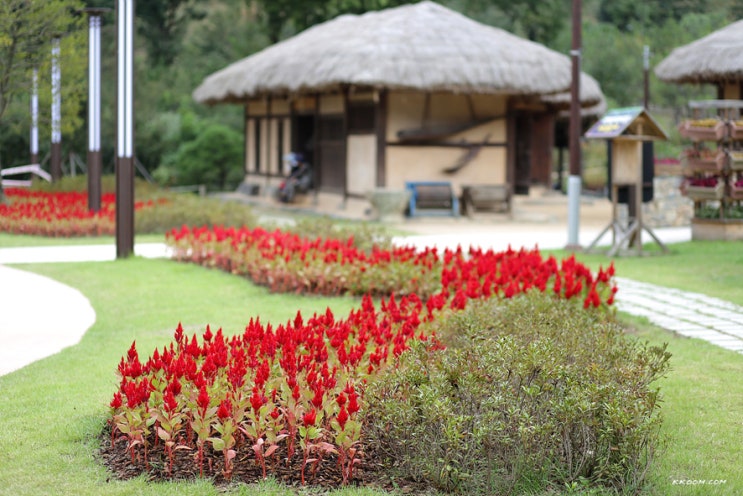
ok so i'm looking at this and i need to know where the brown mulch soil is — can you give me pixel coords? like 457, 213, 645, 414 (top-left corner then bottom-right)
98, 427, 428, 494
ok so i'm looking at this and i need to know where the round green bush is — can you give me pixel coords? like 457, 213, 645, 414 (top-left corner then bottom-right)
363, 292, 670, 495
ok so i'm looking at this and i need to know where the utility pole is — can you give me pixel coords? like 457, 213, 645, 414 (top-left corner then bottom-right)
566, 0, 582, 249
116, 0, 135, 258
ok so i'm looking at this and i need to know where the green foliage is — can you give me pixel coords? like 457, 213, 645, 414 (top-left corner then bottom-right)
159, 122, 245, 191
597, 0, 712, 33
288, 216, 393, 252
135, 194, 257, 233
364, 293, 671, 494
454, 0, 568, 45
136, 0, 206, 66
0, 0, 86, 172
253, 0, 414, 43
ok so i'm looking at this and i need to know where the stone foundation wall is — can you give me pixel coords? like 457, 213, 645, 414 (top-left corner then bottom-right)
643, 176, 693, 227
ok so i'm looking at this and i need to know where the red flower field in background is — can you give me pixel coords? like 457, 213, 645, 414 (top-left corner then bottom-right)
166, 224, 617, 308
0, 188, 162, 237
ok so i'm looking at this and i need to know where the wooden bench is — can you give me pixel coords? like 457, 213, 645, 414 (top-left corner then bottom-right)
461, 184, 512, 217
405, 181, 459, 217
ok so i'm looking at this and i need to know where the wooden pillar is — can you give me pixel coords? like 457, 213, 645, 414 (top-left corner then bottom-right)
376, 89, 387, 187
342, 87, 349, 202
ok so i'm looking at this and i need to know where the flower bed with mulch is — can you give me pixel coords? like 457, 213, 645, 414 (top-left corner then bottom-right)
102, 226, 618, 489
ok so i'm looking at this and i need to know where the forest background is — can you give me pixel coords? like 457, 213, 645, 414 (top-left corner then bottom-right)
1, 0, 741, 192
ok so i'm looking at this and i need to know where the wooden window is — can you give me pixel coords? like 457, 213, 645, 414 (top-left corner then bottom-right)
348, 101, 376, 134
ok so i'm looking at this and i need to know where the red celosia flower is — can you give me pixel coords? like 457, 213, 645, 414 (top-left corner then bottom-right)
311, 387, 325, 410
336, 407, 349, 430
302, 409, 317, 427
250, 387, 266, 413
197, 385, 210, 415
167, 377, 182, 396
347, 393, 360, 415
110, 392, 122, 409
163, 390, 178, 413
217, 398, 232, 420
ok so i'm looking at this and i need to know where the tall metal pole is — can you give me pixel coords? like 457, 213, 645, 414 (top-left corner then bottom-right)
30, 69, 39, 165
86, 9, 107, 212
116, 0, 135, 258
643, 45, 650, 108
566, 0, 582, 249
50, 37, 62, 181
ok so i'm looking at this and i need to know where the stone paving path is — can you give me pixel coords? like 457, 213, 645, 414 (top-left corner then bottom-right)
616, 277, 743, 353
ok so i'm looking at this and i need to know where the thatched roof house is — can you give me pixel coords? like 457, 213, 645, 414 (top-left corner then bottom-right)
194, 1, 588, 103
655, 19, 743, 99
194, 1, 604, 206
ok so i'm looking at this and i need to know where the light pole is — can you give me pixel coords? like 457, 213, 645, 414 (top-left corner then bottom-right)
116, 0, 135, 258
50, 36, 62, 181
30, 68, 39, 165
85, 8, 108, 212
566, 0, 582, 249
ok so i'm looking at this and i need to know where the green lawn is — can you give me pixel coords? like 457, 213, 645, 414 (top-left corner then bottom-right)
1, 237, 742, 495
0, 232, 165, 247
0, 258, 375, 496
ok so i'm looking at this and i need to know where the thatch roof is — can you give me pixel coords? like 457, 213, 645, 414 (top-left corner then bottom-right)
655, 19, 743, 84
541, 72, 605, 109
193, 1, 576, 104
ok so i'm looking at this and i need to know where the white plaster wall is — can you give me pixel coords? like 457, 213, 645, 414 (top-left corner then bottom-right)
347, 135, 377, 196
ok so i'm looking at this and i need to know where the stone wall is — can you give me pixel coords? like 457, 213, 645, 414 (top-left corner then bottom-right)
643, 175, 693, 227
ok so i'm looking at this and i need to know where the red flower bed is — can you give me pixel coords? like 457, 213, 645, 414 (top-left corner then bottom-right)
165, 225, 617, 308
109, 294, 431, 484
105, 226, 618, 485
167, 225, 442, 297
0, 188, 161, 237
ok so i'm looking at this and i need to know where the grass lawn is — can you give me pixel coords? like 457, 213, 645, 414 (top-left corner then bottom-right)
0, 258, 382, 496
1, 237, 741, 495
0, 233, 166, 247
563, 241, 743, 495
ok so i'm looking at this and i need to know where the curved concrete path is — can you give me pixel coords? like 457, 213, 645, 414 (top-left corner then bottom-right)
1, 229, 742, 377
0, 265, 96, 376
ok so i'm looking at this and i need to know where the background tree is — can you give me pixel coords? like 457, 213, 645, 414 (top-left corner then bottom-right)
249, 0, 413, 43
0, 0, 85, 201
136, 0, 206, 66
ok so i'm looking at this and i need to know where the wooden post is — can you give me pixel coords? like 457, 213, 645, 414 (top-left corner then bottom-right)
376, 89, 387, 187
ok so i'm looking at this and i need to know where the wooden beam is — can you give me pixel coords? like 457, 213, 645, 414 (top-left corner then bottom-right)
376, 89, 387, 187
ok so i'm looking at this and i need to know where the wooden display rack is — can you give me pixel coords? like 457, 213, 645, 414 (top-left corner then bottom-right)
583, 107, 669, 256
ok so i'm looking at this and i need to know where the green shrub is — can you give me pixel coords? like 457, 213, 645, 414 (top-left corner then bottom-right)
364, 292, 670, 495
162, 122, 244, 191
288, 216, 393, 251
135, 194, 257, 233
